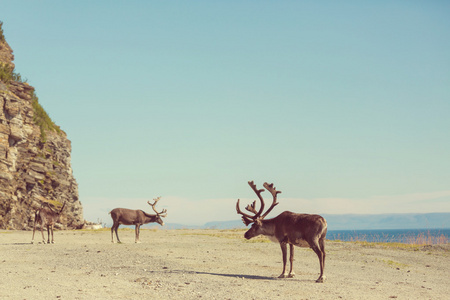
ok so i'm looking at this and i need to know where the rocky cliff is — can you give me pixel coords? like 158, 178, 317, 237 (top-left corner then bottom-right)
0, 22, 84, 229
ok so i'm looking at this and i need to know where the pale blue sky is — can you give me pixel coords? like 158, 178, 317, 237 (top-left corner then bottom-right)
2, 1, 449, 225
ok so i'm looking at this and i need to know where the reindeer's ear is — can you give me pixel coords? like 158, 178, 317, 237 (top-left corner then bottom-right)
241, 216, 253, 226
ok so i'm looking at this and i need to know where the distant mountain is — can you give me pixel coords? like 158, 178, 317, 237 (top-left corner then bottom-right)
322, 213, 450, 230
162, 223, 202, 230
179, 213, 450, 231
203, 220, 246, 229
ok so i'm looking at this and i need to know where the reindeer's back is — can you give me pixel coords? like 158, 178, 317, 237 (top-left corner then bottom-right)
35, 207, 60, 225
110, 208, 145, 225
275, 211, 327, 246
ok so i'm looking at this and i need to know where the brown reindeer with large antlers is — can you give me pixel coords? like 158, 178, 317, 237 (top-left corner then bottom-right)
236, 181, 327, 282
109, 197, 167, 243
31, 201, 66, 244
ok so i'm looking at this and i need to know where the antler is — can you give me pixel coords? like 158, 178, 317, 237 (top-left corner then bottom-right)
147, 197, 167, 217
59, 201, 66, 214
245, 200, 258, 215
159, 208, 168, 218
247, 181, 266, 219
236, 181, 280, 225
260, 182, 281, 219
236, 199, 255, 226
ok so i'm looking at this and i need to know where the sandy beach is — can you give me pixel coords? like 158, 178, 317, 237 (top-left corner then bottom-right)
1, 229, 449, 299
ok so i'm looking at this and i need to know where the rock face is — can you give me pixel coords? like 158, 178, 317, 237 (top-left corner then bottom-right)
0, 25, 84, 229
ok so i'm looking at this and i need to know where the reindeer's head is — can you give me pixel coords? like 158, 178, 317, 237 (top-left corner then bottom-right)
147, 197, 168, 226
244, 218, 264, 239
236, 181, 281, 239
43, 200, 66, 222
154, 213, 166, 226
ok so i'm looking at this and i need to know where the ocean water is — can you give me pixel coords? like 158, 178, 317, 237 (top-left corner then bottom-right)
327, 228, 450, 244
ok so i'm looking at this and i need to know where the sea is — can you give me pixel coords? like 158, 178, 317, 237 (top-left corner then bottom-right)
327, 228, 450, 244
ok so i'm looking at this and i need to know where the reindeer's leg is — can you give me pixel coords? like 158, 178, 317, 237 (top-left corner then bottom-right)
31, 218, 37, 244
111, 224, 116, 243
46, 225, 51, 244
278, 242, 288, 278
111, 222, 120, 243
311, 239, 326, 283
40, 223, 46, 244
288, 243, 295, 278
114, 224, 122, 243
50, 224, 55, 244
135, 225, 141, 243
32, 211, 40, 244
318, 236, 326, 282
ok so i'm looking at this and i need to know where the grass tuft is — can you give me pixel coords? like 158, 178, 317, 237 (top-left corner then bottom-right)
378, 258, 409, 268
43, 199, 64, 209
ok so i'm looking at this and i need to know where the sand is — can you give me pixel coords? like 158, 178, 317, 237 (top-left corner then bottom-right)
0, 229, 449, 299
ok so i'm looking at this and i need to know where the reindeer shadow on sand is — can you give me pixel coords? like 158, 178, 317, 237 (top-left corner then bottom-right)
150, 268, 312, 282
192, 271, 312, 282
0, 242, 36, 246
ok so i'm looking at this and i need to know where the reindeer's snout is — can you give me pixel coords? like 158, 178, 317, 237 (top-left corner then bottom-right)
156, 218, 165, 226
244, 231, 252, 239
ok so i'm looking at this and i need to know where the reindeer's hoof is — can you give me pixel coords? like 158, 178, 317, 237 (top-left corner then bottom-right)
135, 241, 141, 244
278, 274, 287, 279
288, 273, 295, 278
51, 241, 55, 244
316, 276, 326, 283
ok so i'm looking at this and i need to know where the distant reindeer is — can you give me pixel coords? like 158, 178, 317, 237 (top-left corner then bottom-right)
236, 181, 327, 282
31, 201, 66, 244
109, 197, 168, 243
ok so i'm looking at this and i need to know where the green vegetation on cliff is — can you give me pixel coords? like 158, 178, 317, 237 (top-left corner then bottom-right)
0, 21, 4, 42
0, 62, 25, 83
31, 92, 61, 142
0, 22, 25, 83
1, 20, 60, 142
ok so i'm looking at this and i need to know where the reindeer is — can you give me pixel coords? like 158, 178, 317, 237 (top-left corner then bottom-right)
236, 181, 327, 283
31, 201, 66, 244
109, 197, 167, 243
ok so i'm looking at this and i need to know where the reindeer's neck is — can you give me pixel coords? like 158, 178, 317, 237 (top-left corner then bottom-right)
260, 218, 277, 237
143, 213, 157, 223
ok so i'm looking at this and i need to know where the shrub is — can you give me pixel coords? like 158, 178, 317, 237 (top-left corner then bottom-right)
0, 62, 25, 84
31, 92, 61, 142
